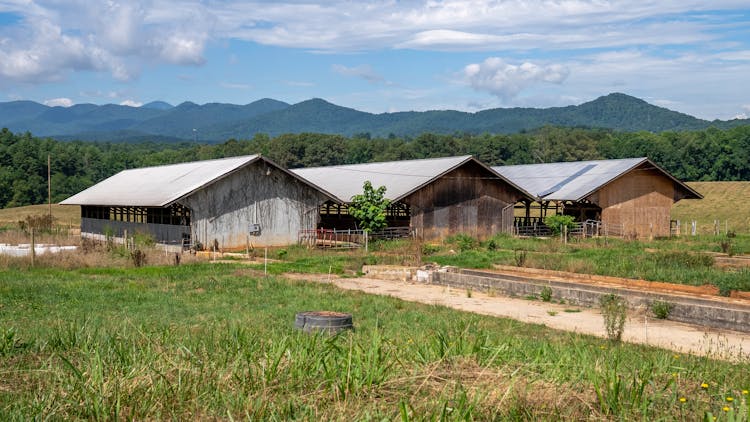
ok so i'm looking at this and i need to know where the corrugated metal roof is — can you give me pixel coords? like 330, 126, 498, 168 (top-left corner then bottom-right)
292, 155, 525, 202
494, 157, 702, 201
61, 155, 264, 206
494, 157, 665, 201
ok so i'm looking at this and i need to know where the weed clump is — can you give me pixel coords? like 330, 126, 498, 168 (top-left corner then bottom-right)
130, 249, 146, 267
514, 249, 527, 267
540, 286, 553, 302
600, 294, 627, 342
17, 214, 56, 234
446, 234, 478, 252
650, 300, 674, 319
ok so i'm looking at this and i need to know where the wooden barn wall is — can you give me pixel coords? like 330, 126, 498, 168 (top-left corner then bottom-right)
593, 166, 675, 238
406, 161, 519, 241
182, 163, 327, 249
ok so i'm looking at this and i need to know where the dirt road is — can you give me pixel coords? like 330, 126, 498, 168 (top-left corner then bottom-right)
291, 273, 750, 361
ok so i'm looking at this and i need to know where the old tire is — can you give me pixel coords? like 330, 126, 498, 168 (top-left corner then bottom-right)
295, 311, 353, 334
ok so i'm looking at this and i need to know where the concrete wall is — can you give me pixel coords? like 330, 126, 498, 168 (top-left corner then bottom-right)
431, 269, 750, 333
181, 162, 328, 249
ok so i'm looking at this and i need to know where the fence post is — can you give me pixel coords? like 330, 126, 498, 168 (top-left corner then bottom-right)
30, 227, 36, 267
365, 230, 368, 253
691, 220, 697, 236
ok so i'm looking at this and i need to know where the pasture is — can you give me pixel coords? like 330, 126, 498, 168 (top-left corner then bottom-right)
1, 263, 749, 420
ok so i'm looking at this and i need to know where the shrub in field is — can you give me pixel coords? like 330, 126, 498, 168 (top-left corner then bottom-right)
719, 240, 734, 256
650, 300, 674, 319
421, 243, 440, 255
600, 294, 627, 342
130, 249, 146, 267
514, 249, 527, 267
132, 232, 155, 248
446, 234, 478, 252
544, 214, 576, 236
17, 214, 56, 234
540, 286, 553, 302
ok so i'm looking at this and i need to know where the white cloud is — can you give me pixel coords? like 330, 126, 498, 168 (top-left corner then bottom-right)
463, 57, 569, 101
119, 100, 143, 107
332, 64, 384, 84
43, 97, 74, 107
0, 0, 209, 83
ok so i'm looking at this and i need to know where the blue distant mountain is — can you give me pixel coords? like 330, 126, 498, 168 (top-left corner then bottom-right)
0, 93, 746, 142
141, 101, 174, 110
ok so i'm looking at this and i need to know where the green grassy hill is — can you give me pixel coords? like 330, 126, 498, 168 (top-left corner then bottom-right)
672, 181, 750, 234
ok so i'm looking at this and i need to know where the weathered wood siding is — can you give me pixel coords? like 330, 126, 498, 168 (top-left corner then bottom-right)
593, 165, 675, 238
406, 161, 520, 241
182, 163, 327, 249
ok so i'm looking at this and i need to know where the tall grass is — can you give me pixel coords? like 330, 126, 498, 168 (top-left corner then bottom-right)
429, 234, 750, 294
1, 263, 749, 419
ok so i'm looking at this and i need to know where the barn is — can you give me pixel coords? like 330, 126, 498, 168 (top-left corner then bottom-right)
493, 157, 703, 238
60, 155, 338, 249
292, 155, 533, 240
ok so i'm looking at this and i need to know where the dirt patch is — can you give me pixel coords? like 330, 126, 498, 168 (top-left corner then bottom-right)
492, 265, 724, 297
289, 273, 750, 361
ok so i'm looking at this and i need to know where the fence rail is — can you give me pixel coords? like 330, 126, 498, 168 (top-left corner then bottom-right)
514, 219, 625, 238
299, 226, 413, 249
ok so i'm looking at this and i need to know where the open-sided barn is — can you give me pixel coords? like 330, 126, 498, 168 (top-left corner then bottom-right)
292, 155, 533, 240
60, 155, 337, 249
494, 157, 702, 238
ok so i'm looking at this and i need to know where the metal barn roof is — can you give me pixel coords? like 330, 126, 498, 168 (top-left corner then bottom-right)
493, 157, 702, 201
61, 155, 338, 207
292, 155, 531, 203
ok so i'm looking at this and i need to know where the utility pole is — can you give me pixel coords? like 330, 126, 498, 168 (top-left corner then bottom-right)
48, 154, 52, 219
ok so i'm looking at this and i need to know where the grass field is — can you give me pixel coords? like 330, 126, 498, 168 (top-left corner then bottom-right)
1, 262, 749, 420
0, 204, 80, 228
672, 181, 750, 234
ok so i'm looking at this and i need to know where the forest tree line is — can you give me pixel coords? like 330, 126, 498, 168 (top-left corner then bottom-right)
1, 125, 749, 209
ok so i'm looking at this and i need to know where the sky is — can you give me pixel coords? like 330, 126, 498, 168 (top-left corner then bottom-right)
0, 1, 749, 120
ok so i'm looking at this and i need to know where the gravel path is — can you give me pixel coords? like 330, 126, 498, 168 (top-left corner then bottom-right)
290, 273, 750, 361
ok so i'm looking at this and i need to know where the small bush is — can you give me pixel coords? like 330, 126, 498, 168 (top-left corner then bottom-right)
421, 244, 440, 255
719, 240, 733, 256
277, 249, 288, 260
130, 249, 147, 267
486, 239, 498, 251
132, 232, 155, 248
544, 214, 576, 236
600, 294, 627, 342
514, 249, 527, 267
17, 214, 56, 234
540, 286, 553, 302
650, 300, 673, 319
446, 234, 479, 252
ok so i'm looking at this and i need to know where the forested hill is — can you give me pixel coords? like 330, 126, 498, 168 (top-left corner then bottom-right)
1, 93, 748, 142
1, 125, 749, 209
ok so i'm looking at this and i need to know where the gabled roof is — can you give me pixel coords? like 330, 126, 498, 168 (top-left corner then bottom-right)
61, 155, 338, 207
493, 157, 702, 201
291, 155, 533, 203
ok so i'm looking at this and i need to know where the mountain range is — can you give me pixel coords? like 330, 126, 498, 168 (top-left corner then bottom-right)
0, 93, 747, 142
